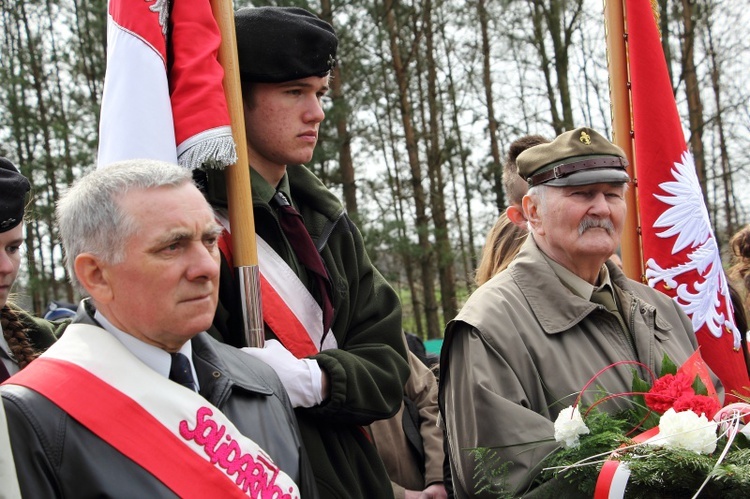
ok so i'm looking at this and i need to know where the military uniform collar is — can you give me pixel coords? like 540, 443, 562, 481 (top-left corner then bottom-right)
250, 168, 294, 207
509, 238, 601, 334
539, 249, 614, 302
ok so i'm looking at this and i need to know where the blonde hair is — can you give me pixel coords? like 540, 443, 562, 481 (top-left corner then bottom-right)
729, 225, 750, 311
474, 213, 528, 286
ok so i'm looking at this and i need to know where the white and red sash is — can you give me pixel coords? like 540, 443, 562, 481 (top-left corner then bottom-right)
216, 214, 338, 358
5, 325, 299, 499
593, 427, 659, 499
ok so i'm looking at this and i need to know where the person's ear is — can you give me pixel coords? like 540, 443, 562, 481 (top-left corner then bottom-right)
522, 194, 543, 234
505, 205, 527, 229
74, 253, 114, 303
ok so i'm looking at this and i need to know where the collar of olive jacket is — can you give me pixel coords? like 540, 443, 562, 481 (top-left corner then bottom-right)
251, 165, 347, 251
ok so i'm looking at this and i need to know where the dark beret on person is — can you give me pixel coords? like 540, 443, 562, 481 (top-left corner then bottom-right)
517, 127, 630, 187
0, 157, 30, 233
235, 6, 338, 83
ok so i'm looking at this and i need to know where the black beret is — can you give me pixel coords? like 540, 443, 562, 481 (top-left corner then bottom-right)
517, 127, 630, 187
0, 157, 29, 233
235, 7, 338, 83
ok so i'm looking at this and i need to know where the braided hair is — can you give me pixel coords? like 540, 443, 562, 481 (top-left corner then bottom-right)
1, 304, 41, 369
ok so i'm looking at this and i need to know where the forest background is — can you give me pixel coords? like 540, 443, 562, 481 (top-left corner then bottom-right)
2, 0, 748, 340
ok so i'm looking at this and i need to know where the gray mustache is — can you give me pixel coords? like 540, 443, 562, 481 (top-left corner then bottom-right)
578, 217, 614, 235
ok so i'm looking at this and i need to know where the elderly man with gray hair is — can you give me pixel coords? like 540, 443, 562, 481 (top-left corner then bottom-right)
439, 127, 706, 497
0, 159, 316, 497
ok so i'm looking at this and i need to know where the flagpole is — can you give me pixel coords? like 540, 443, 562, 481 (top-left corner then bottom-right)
604, 0, 643, 282
210, 0, 264, 348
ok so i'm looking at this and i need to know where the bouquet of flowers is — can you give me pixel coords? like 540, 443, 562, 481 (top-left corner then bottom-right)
539, 353, 750, 498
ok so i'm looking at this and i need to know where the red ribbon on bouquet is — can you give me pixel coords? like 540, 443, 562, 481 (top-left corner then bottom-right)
594, 350, 719, 498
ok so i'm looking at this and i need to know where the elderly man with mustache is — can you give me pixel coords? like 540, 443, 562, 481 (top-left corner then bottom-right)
439, 127, 704, 497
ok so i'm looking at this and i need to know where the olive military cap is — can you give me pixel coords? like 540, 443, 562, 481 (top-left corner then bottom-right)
0, 157, 30, 233
517, 127, 630, 187
235, 7, 338, 83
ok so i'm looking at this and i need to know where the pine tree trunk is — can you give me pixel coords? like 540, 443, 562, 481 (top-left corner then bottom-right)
383, 0, 441, 339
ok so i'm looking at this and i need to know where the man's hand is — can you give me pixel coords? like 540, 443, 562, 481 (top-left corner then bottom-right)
241, 339, 324, 408
404, 483, 448, 499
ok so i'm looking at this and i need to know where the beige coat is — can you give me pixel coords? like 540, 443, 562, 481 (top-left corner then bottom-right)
440, 237, 703, 497
368, 351, 444, 498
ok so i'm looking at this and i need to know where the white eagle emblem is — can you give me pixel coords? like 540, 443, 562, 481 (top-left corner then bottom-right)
644, 150, 740, 349
147, 0, 169, 37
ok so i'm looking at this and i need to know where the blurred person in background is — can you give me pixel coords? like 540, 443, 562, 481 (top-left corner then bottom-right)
474, 135, 552, 285
729, 224, 750, 373
502, 134, 550, 229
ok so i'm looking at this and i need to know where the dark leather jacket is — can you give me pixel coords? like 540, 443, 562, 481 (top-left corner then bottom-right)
1, 307, 318, 498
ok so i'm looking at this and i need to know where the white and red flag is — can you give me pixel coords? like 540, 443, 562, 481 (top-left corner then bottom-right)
627, 0, 750, 400
97, 0, 235, 169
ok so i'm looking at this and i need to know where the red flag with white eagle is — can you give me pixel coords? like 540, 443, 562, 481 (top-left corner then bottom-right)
97, 0, 236, 169
626, 0, 750, 400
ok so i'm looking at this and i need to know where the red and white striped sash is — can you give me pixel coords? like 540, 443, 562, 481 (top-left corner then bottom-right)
216, 213, 338, 358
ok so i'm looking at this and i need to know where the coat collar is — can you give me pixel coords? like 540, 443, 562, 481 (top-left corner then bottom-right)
508, 238, 598, 334
508, 238, 672, 335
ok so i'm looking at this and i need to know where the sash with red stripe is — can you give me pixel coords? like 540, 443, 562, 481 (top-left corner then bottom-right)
216, 214, 338, 358
3, 325, 299, 498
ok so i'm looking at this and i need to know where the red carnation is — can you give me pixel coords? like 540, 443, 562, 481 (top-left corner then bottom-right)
644, 372, 695, 414
673, 394, 721, 419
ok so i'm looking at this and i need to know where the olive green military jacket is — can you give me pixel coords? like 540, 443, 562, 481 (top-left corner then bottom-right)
212, 165, 410, 499
439, 236, 703, 498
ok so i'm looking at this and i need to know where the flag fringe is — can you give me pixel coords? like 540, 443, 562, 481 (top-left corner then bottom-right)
650, 0, 662, 38
177, 126, 237, 170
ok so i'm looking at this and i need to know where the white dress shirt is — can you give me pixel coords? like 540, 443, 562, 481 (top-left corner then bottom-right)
94, 311, 200, 392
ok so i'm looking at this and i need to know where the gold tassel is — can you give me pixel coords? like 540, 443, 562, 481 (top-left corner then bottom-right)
650, 0, 662, 38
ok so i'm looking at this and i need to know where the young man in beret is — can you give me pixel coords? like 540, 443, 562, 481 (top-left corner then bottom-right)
439, 127, 707, 497
203, 7, 410, 498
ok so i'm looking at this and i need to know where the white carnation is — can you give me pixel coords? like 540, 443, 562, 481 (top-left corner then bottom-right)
655, 408, 718, 454
554, 405, 590, 448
